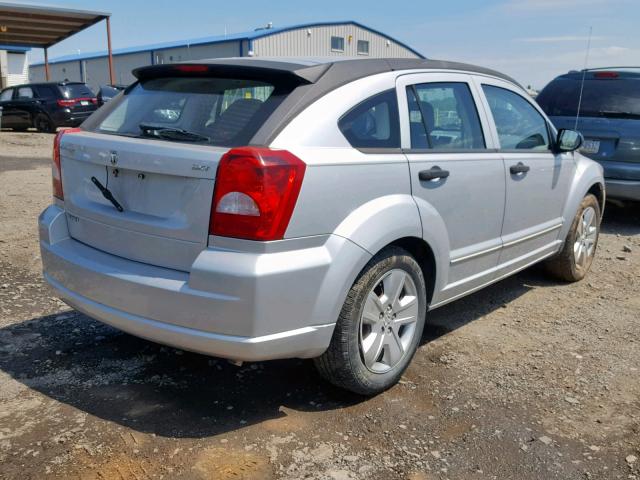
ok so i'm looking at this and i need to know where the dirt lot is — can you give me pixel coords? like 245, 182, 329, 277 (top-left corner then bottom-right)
0, 131, 639, 480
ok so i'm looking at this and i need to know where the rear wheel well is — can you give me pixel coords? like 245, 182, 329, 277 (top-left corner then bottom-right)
587, 183, 605, 217
388, 237, 436, 306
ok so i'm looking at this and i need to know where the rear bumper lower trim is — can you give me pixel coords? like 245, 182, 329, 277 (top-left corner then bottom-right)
46, 272, 334, 361
605, 179, 640, 202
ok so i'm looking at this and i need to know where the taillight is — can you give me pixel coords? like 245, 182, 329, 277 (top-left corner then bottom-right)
57, 99, 76, 107
56, 97, 97, 107
52, 128, 81, 200
210, 147, 306, 241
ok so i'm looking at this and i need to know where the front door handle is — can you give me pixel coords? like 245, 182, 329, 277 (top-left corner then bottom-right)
510, 162, 530, 175
419, 166, 450, 181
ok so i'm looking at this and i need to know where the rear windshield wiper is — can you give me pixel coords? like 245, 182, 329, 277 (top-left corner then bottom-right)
91, 176, 124, 212
139, 123, 210, 143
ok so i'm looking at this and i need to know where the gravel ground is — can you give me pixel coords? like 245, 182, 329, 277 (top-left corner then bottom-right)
0, 131, 639, 480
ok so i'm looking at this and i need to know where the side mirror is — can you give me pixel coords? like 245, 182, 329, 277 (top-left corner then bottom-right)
556, 129, 583, 152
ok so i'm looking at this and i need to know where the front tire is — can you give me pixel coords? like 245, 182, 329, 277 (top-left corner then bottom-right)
314, 247, 427, 395
544, 194, 600, 282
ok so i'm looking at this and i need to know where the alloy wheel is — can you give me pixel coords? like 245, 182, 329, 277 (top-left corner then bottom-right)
359, 269, 420, 373
573, 206, 598, 269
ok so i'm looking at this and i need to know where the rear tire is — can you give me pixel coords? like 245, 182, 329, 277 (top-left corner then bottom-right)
544, 194, 600, 282
314, 246, 427, 396
34, 113, 55, 133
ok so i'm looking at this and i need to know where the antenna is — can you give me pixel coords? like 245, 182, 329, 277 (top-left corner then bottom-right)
574, 26, 593, 130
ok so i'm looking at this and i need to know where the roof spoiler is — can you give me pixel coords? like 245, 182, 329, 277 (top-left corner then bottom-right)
133, 60, 332, 85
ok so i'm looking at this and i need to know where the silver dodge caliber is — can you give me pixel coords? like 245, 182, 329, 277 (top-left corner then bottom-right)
39, 58, 605, 395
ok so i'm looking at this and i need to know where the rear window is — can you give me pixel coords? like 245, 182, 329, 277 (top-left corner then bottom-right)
59, 84, 95, 99
84, 76, 285, 147
537, 77, 640, 118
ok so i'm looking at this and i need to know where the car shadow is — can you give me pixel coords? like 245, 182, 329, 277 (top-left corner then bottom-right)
0, 311, 363, 439
0, 269, 552, 440
601, 200, 640, 236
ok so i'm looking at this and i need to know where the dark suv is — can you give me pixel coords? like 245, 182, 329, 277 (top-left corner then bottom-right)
537, 68, 640, 202
0, 82, 98, 133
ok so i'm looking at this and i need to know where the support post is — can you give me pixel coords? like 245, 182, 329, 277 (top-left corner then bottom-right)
44, 48, 50, 81
106, 17, 115, 85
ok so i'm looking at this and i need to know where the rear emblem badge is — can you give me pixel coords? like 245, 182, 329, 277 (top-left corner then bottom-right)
192, 164, 210, 171
110, 151, 118, 165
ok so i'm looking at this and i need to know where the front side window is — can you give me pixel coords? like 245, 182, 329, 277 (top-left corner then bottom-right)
331, 36, 345, 52
84, 76, 283, 147
357, 40, 370, 55
339, 89, 400, 149
483, 85, 550, 150
17, 87, 33, 99
407, 82, 485, 149
0, 89, 14, 101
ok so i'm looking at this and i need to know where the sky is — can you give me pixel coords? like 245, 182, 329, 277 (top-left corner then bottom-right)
23, 0, 640, 89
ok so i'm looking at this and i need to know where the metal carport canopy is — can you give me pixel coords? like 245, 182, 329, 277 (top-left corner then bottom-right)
0, 1, 114, 83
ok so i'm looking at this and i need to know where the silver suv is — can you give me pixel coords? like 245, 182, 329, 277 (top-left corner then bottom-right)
39, 58, 605, 395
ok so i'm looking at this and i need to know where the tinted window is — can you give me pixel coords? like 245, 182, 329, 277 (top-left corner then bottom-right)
0, 89, 13, 101
331, 36, 345, 51
537, 77, 640, 118
483, 85, 550, 150
59, 84, 94, 99
86, 76, 284, 147
357, 40, 370, 55
17, 87, 33, 99
339, 89, 400, 149
35, 85, 59, 98
407, 82, 485, 149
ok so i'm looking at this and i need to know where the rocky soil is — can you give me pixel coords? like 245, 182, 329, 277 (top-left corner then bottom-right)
0, 132, 638, 479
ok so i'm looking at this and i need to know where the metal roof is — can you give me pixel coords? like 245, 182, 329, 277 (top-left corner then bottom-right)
0, 1, 109, 48
30, 20, 425, 66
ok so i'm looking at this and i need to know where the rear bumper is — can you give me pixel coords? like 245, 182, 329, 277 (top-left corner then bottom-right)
605, 179, 640, 202
39, 205, 369, 361
51, 109, 96, 127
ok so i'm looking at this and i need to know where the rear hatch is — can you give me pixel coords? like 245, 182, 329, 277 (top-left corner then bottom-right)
537, 71, 640, 178
60, 66, 300, 271
57, 83, 98, 115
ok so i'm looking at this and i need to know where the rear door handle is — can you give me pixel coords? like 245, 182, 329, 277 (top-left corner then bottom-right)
510, 162, 530, 175
419, 166, 450, 181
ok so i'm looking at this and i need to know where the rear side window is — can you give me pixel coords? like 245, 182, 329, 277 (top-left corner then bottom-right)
17, 87, 33, 99
338, 89, 400, 149
59, 84, 94, 99
35, 85, 59, 98
537, 77, 640, 118
85, 76, 285, 147
0, 89, 13, 101
407, 82, 485, 149
483, 85, 550, 150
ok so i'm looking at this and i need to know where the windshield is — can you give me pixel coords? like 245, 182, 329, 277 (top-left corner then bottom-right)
537, 77, 640, 118
86, 76, 282, 146
59, 84, 95, 99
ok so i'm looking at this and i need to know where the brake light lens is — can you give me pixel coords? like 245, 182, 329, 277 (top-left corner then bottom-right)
52, 128, 81, 200
594, 71, 619, 79
174, 65, 209, 73
210, 147, 306, 241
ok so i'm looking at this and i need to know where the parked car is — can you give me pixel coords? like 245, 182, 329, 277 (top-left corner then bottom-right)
97, 84, 126, 106
39, 58, 605, 395
0, 81, 97, 132
537, 68, 640, 202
